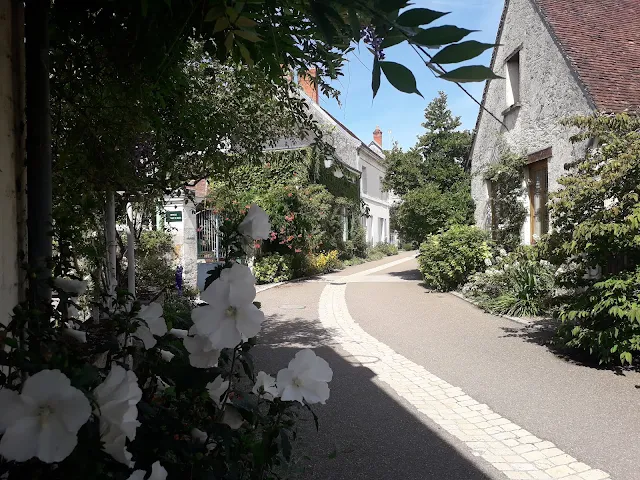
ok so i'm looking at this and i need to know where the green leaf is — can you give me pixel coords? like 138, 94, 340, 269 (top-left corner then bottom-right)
213, 16, 230, 33
380, 30, 406, 49
204, 7, 222, 22
380, 61, 422, 96
3, 337, 17, 349
372, 57, 381, 98
348, 8, 361, 42
439, 65, 502, 83
397, 8, 448, 27
280, 430, 292, 461
412, 26, 475, 47
234, 30, 261, 42
610, 344, 618, 353
236, 16, 257, 28
238, 43, 254, 66
431, 41, 497, 64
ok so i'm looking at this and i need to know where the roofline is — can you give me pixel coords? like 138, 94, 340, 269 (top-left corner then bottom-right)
306, 96, 385, 162
528, 0, 597, 111
468, 0, 597, 166
468, 0, 510, 165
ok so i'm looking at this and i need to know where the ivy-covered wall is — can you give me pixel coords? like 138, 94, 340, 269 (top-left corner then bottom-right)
223, 147, 360, 203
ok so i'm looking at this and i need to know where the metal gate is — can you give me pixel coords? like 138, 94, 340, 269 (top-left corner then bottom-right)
196, 210, 220, 260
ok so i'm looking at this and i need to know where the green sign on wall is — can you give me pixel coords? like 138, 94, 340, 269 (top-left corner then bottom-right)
166, 210, 182, 223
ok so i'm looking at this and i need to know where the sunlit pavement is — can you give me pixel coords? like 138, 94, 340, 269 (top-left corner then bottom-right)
255, 253, 639, 479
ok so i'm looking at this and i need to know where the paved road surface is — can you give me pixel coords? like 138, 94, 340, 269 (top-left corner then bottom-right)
254, 252, 640, 479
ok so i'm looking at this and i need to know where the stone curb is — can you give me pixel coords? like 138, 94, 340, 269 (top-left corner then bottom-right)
449, 291, 534, 327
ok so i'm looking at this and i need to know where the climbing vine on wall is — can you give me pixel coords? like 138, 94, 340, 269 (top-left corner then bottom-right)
484, 151, 527, 251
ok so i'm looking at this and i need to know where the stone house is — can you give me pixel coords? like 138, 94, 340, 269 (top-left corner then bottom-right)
470, 0, 640, 244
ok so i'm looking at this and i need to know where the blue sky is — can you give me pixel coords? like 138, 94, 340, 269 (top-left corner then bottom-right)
321, 0, 504, 150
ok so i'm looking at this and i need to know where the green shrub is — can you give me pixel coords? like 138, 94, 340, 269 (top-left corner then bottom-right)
392, 183, 474, 244
344, 222, 368, 258
136, 230, 175, 295
548, 113, 640, 365
557, 269, 640, 365
418, 225, 491, 291
400, 242, 415, 251
253, 253, 294, 284
368, 242, 399, 257
463, 246, 555, 317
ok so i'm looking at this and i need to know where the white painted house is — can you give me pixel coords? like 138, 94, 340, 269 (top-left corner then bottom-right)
292, 70, 394, 245
470, 0, 640, 244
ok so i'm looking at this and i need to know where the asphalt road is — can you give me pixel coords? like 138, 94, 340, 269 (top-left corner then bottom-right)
255, 253, 640, 479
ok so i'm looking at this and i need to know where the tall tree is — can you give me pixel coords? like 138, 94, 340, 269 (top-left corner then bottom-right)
385, 92, 474, 243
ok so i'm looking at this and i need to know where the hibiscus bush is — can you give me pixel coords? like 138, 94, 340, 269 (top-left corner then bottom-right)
0, 207, 333, 479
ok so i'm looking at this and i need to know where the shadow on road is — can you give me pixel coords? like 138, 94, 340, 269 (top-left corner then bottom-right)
385, 269, 424, 281
254, 314, 494, 480
499, 319, 632, 375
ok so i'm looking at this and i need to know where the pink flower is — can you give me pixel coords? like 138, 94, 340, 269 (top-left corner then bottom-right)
288, 245, 293, 249
287, 193, 293, 197
254, 242, 261, 249
295, 248, 302, 253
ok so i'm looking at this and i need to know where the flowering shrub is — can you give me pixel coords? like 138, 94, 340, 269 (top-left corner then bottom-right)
253, 253, 294, 284
463, 246, 556, 317
418, 225, 492, 291
0, 206, 333, 479
309, 250, 342, 274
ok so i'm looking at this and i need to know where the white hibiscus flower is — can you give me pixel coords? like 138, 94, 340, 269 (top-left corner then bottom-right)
237, 204, 271, 240
93, 364, 142, 467
0, 369, 91, 463
134, 302, 168, 349
183, 334, 221, 369
252, 371, 278, 401
206, 375, 229, 408
276, 349, 333, 405
190, 264, 264, 349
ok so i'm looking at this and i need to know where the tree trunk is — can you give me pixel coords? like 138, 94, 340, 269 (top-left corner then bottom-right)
25, 0, 52, 307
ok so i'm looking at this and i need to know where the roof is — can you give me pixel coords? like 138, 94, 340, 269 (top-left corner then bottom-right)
534, 0, 640, 112
313, 100, 385, 161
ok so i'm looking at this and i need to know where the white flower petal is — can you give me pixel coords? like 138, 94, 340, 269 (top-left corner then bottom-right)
168, 328, 188, 338
139, 302, 163, 323
236, 304, 264, 339
127, 471, 147, 480
279, 385, 304, 404
37, 414, 78, 463
206, 376, 229, 407
220, 405, 244, 430
102, 430, 134, 467
208, 315, 242, 350
0, 389, 28, 432
160, 350, 175, 362
252, 372, 278, 400
0, 415, 39, 462
22, 369, 72, 404
149, 461, 168, 480
191, 428, 208, 444
52, 385, 92, 433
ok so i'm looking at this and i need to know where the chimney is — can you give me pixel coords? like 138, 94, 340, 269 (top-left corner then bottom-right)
298, 67, 319, 103
373, 126, 383, 148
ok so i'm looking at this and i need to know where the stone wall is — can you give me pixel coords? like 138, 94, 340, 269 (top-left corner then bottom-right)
470, 0, 594, 243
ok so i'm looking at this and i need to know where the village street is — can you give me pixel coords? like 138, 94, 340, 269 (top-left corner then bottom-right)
255, 252, 640, 480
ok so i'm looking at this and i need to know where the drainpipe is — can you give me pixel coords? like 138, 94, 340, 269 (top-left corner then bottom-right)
25, 0, 52, 307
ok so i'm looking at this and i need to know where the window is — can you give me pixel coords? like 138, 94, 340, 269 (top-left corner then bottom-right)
529, 160, 549, 243
361, 166, 368, 195
379, 176, 388, 201
506, 50, 520, 107
378, 218, 386, 243
366, 216, 373, 244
